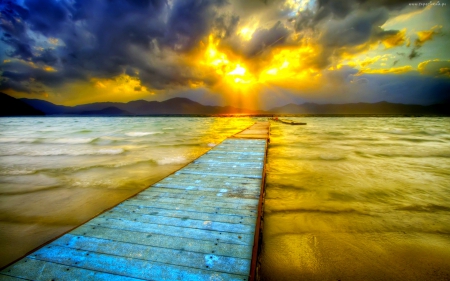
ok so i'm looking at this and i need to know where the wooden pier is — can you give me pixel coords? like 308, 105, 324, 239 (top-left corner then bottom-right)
0, 122, 270, 281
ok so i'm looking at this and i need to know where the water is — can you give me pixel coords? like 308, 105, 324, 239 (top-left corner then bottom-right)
0, 117, 254, 267
261, 117, 450, 280
1, 117, 450, 280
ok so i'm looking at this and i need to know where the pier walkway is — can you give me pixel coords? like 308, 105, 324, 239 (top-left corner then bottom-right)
0, 122, 270, 281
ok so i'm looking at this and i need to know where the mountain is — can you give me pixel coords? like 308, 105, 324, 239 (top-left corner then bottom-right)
13, 95, 450, 116
20, 98, 69, 114
0, 93, 45, 116
79, 106, 130, 115
20, 97, 262, 115
269, 101, 450, 115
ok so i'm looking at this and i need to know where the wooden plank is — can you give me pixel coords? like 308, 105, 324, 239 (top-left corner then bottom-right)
156, 174, 261, 187
186, 162, 263, 169
85, 217, 255, 245
134, 189, 260, 203
30, 246, 248, 281
121, 199, 257, 217
177, 167, 262, 178
123, 196, 258, 211
111, 205, 257, 225
98, 210, 254, 234
0, 274, 31, 281
151, 183, 261, 194
139, 186, 260, 200
1, 258, 145, 281
71, 225, 253, 259
51, 235, 251, 275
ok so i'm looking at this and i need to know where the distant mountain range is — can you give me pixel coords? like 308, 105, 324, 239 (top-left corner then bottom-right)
1, 92, 449, 116
18, 96, 263, 115
0, 93, 45, 116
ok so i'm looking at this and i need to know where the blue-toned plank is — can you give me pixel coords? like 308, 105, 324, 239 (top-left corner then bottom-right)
124, 196, 258, 210
134, 191, 259, 205
100, 210, 254, 234
31, 246, 248, 281
112, 205, 257, 225
139, 186, 260, 200
0, 274, 31, 281
71, 225, 253, 259
85, 217, 255, 245
121, 199, 257, 217
177, 170, 262, 179
0, 258, 145, 281
52, 234, 251, 275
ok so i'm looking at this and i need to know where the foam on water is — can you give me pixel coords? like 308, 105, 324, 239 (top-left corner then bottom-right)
156, 155, 187, 165
125, 131, 163, 136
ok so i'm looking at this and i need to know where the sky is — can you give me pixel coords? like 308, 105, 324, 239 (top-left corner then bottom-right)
0, 0, 449, 109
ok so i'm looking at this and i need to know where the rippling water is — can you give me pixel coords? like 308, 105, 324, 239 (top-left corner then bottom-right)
0, 117, 254, 267
261, 117, 450, 281
1, 117, 450, 279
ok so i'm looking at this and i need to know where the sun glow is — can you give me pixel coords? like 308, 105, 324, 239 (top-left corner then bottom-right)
202, 36, 257, 91
199, 34, 323, 96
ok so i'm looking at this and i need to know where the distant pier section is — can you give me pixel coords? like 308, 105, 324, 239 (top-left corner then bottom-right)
0, 122, 270, 281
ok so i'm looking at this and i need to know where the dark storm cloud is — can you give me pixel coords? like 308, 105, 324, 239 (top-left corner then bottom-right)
0, 0, 232, 93
164, 0, 227, 51
360, 73, 450, 104
292, 0, 424, 70
213, 14, 240, 39
245, 21, 290, 57
320, 8, 389, 48
24, 0, 69, 36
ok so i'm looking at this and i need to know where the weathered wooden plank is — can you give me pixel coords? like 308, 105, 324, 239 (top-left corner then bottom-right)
134, 190, 259, 204
205, 150, 264, 156
153, 181, 261, 193
139, 186, 260, 200
51, 234, 251, 275
187, 160, 264, 167
31, 246, 248, 281
0, 274, 31, 281
71, 225, 253, 260
152, 176, 262, 187
124, 196, 258, 211
99, 210, 254, 234
86, 217, 255, 245
121, 199, 257, 217
1, 258, 145, 281
195, 156, 264, 163
112, 205, 257, 225
176, 169, 262, 179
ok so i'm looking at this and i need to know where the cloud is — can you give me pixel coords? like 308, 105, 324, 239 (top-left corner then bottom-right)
418, 59, 450, 76
0, 0, 448, 106
357, 65, 413, 75
382, 28, 406, 48
415, 25, 442, 47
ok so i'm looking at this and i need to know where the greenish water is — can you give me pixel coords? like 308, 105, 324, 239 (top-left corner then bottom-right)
1, 117, 449, 280
261, 117, 450, 281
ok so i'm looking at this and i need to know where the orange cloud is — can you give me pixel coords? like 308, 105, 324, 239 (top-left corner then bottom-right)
415, 25, 442, 47
382, 29, 406, 49
357, 65, 413, 75
440, 68, 450, 77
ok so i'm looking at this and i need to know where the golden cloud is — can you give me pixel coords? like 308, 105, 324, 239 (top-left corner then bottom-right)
382, 29, 406, 49
415, 25, 442, 47
357, 65, 413, 75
